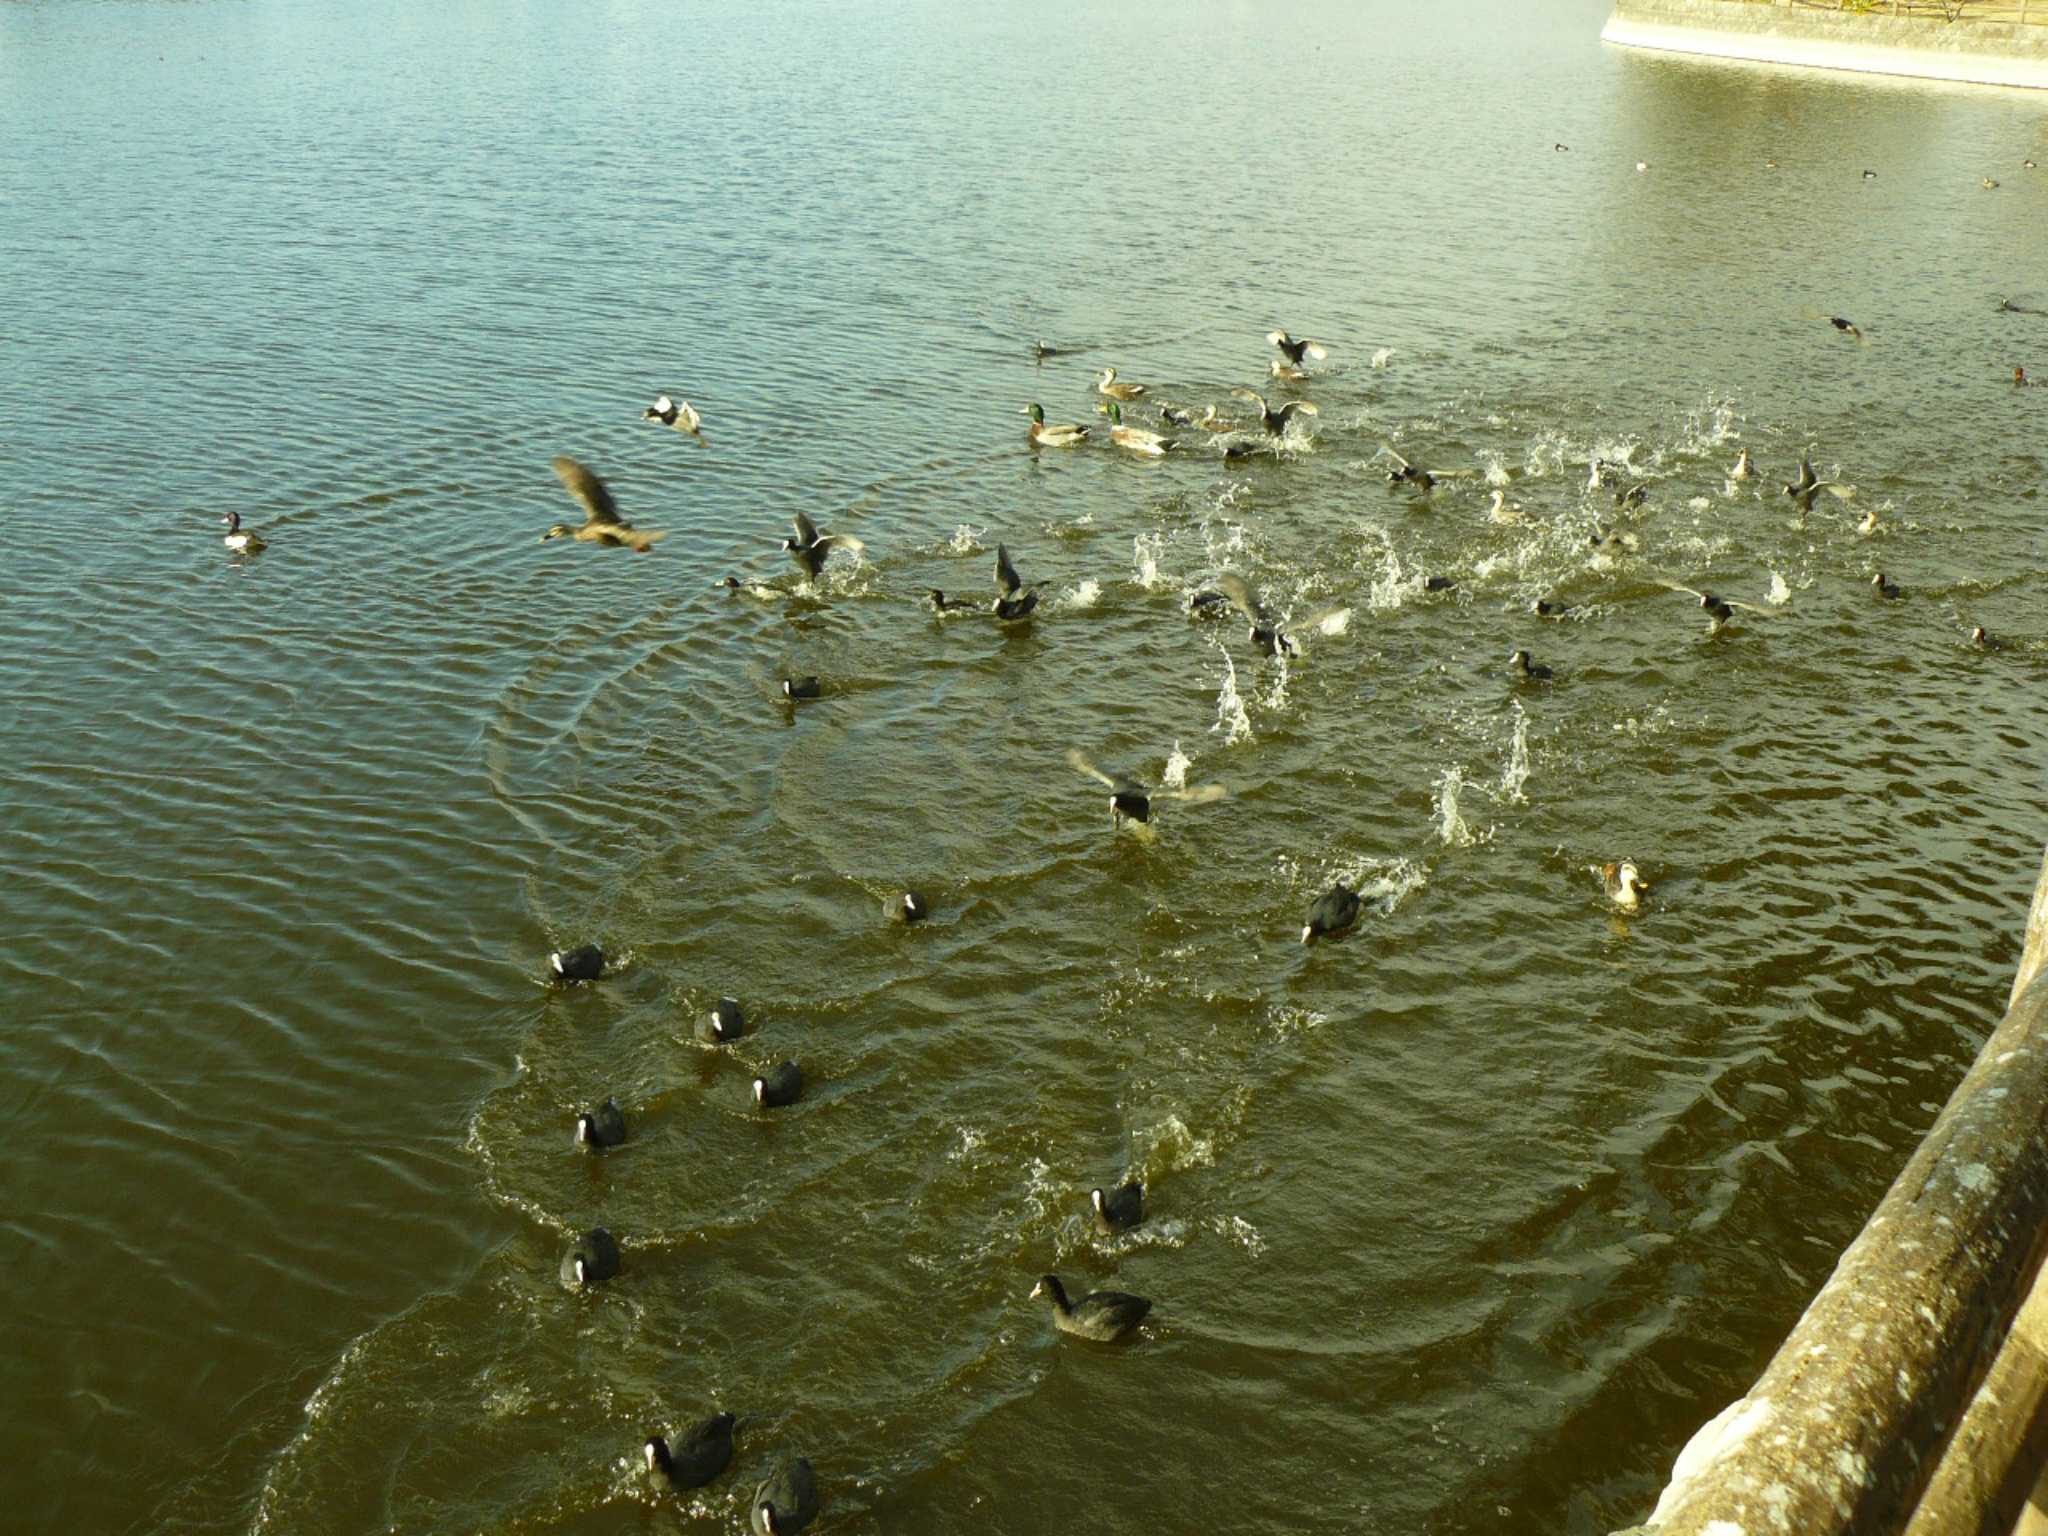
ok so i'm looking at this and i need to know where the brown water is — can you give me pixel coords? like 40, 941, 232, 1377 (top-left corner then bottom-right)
4, 2, 2047, 1532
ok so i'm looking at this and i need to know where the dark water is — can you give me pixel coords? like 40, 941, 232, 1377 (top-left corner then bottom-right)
4, 2, 2047, 1531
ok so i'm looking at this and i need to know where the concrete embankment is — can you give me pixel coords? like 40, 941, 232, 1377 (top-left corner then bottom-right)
1604, 0, 2048, 88
1612, 845, 2048, 1535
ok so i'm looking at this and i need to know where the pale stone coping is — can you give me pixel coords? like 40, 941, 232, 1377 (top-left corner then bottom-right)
1603, 11, 2048, 87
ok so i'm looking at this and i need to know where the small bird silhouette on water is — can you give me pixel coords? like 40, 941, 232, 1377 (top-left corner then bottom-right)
702, 997, 746, 1043
1871, 572, 1902, 600
1662, 581, 1764, 635
561, 1226, 621, 1289
544, 457, 668, 551
1302, 881, 1362, 943
2016, 366, 2032, 387
927, 588, 978, 613
886, 891, 927, 924
1031, 1274, 1152, 1342
1379, 442, 1468, 491
1509, 649, 1553, 682
574, 1097, 626, 1149
781, 511, 864, 581
642, 394, 704, 441
1267, 330, 1329, 367
1614, 482, 1649, 512
644, 1413, 736, 1489
1971, 625, 2001, 650
1067, 749, 1226, 829
1533, 598, 1575, 618
220, 511, 267, 553
751, 1455, 819, 1535
550, 944, 605, 983
1211, 573, 1348, 657
1159, 403, 1194, 427
753, 1060, 803, 1108
782, 676, 823, 701
1233, 388, 1319, 436
1091, 1179, 1144, 1234
1829, 316, 1866, 343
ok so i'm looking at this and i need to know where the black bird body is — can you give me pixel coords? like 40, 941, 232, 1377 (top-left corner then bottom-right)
888, 891, 927, 924
1871, 572, 1902, 600
561, 1226, 620, 1288
992, 543, 1039, 621
1232, 387, 1318, 436
1067, 749, 1227, 829
1212, 573, 1347, 657
1509, 649, 1553, 681
1782, 456, 1854, 510
1302, 882, 1362, 943
782, 677, 823, 701
1032, 1273, 1152, 1341
551, 944, 605, 983
1266, 330, 1329, 367
1091, 1179, 1145, 1234
751, 1456, 820, 1535
994, 590, 1040, 623
646, 1413, 736, 1489
754, 1060, 803, 1108
701, 997, 746, 1043
1533, 599, 1574, 618
575, 1097, 626, 1149
927, 589, 978, 613
782, 511, 864, 581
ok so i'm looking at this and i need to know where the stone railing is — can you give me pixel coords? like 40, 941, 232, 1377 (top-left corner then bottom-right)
1613, 845, 2048, 1535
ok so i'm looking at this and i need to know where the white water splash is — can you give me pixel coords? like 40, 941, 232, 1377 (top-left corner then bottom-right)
1133, 532, 1166, 589
1498, 702, 1532, 804
1767, 572, 1791, 606
1162, 741, 1191, 790
1370, 347, 1395, 369
1057, 580, 1101, 611
947, 524, 986, 554
1436, 767, 1483, 847
1686, 495, 1711, 513
1212, 1214, 1267, 1258
1210, 644, 1253, 745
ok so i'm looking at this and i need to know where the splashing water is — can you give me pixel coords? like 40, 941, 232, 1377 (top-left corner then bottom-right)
1498, 703, 1531, 804
1371, 347, 1395, 369
948, 524, 986, 554
1436, 767, 1482, 847
1058, 580, 1101, 611
1162, 741, 1191, 790
1210, 644, 1253, 745
1133, 532, 1166, 590
1767, 572, 1791, 606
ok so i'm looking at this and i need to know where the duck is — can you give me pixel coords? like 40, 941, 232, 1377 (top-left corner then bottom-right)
1857, 507, 1879, 536
927, 588, 979, 613
887, 891, 927, 924
781, 511, 864, 581
753, 1060, 803, 1108
1586, 459, 1619, 492
1487, 489, 1526, 524
544, 457, 668, 551
1614, 482, 1649, 512
1024, 402, 1089, 448
1067, 749, 1226, 829
1829, 316, 1865, 343
1782, 456, 1855, 511
751, 1456, 819, 1535
1194, 404, 1242, 434
561, 1226, 620, 1289
1971, 625, 2001, 650
1984, 177, 2001, 189
1302, 881, 1362, 943
1662, 582, 1764, 635
1269, 359, 1309, 382
1267, 330, 1329, 367
574, 1097, 626, 1150
1509, 649, 1553, 682
1602, 860, 1647, 912
781, 677, 823, 701
995, 589, 1040, 622
1379, 442, 1465, 491
1863, 168, 1877, 179
1587, 525, 1638, 553
1095, 367, 1147, 401
1158, 404, 1195, 427
219, 511, 267, 553
1555, 142, 1570, 152
1533, 598, 1575, 618
1871, 571, 1902, 600
719, 575, 784, 599
702, 998, 746, 1043
1233, 389, 1319, 437
1106, 401, 1174, 456
642, 395, 704, 441
645, 1413, 736, 1489
1729, 448, 1754, 481
1031, 1274, 1152, 1342
1211, 572, 1348, 657
2017, 367, 2032, 387
1091, 1179, 1144, 1234
550, 944, 605, 983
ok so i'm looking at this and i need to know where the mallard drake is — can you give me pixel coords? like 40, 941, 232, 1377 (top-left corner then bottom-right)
1031, 1274, 1151, 1342
1095, 367, 1147, 401
544, 457, 668, 551
642, 394, 704, 441
1601, 860, 1647, 912
219, 511, 267, 553
1024, 402, 1089, 448
781, 510, 864, 580
1267, 330, 1329, 366
1067, 748, 1225, 829
1233, 389, 1318, 436
1106, 402, 1173, 456
751, 1456, 819, 1535
645, 1413, 736, 1490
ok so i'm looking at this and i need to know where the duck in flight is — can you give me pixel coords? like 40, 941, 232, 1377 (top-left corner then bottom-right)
782, 510, 864, 580
1378, 443, 1471, 491
1233, 389, 1318, 437
1067, 749, 1226, 830
643, 395, 704, 441
1267, 330, 1329, 368
992, 542, 1040, 621
1661, 581, 1766, 634
1211, 572, 1348, 657
544, 457, 668, 551
1782, 456, 1855, 512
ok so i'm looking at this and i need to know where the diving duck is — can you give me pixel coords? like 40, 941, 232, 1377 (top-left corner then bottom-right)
544, 457, 668, 551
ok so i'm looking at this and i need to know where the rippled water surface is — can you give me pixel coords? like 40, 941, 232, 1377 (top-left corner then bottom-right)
5, 2, 2048, 1531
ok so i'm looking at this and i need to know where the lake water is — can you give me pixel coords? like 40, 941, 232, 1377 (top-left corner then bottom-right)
4, 2, 2047, 1532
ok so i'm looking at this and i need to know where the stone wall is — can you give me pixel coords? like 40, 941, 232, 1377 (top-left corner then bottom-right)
1603, 0, 2048, 88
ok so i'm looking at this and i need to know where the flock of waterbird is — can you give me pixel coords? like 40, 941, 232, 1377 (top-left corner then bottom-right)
208, 307, 2012, 1527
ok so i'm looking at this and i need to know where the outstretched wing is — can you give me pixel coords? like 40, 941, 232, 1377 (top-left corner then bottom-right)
1277, 402, 1320, 428
1159, 783, 1228, 805
1302, 341, 1329, 361
1376, 442, 1413, 473
995, 543, 1022, 596
1067, 748, 1117, 789
792, 510, 821, 547
815, 533, 864, 560
552, 456, 628, 527
1231, 387, 1270, 413
1213, 573, 1268, 626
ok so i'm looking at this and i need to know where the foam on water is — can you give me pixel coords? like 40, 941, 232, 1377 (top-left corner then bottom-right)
1162, 741, 1192, 790
1768, 571, 1792, 606
1211, 644, 1253, 745
947, 524, 986, 554
1057, 579, 1101, 611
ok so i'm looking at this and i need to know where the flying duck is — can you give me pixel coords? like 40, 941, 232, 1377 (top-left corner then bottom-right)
1829, 316, 1866, 343
1509, 649, 1553, 682
219, 511, 267, 553
753, 1060, 803, 1108
1031, 1274, 1151, 1342
545, 457, 668, 551
1267, 330, 1329, 367
1024, 402, 1089, 448
643, 395, 704, 441
1782, 457, 1854, 511
751, 1456, 820, 1535
1233, 389, 1318, 436
1662, 582, 1765, 635
1379, 442, 1467, 491
1302, 881, 1362, 943
1106, 402, 1173, 456
1096, 367, 1148, 401
644, 1413, 736, 1489
1602, 860, 1647, 912
781, 511, 864, 581
574, 1097, 626, 1150
1091, 1179, 1144, 1234
551, 944, 605, 983
1067, 749, 1226, 829
561, 1226, 621, 1289
1211, 572, 1348, 657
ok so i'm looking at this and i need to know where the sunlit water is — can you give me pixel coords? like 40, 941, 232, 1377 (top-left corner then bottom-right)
4, 3, 2047, 1532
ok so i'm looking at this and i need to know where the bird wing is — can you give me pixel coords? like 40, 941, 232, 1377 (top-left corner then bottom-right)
1658, 580, 1708, 601
1277, 402, 1320, 426
1159, 783, 1228, 805
995, 543, 1022, 596
552, 456, 628, 526
1264, 330, 1289, 347
1067, 748, 1118, 789
619, 528, 668, 553
815, 533, 864, 559
792, 510, 821, 547
1302, 341, 1329, 361
1231, 387, 1270, 413
1297, 603, 1351, 639
1213, 573, 1268, 625
1375, 442, 1413, 472
1815, 482, 1855, 501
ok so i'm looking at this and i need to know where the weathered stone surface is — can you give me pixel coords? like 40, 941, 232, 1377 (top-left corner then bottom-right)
1615, 846, 2048, 1536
